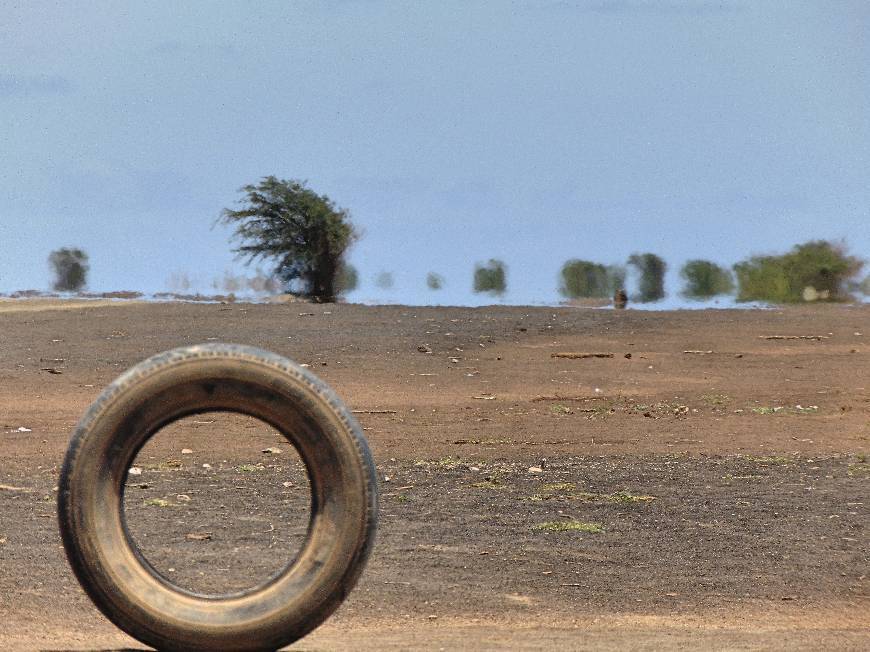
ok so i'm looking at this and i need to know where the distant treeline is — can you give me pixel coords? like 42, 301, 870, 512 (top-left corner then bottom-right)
339, 240, 865, 304
37, 172, 867, 306
553, 240, 865, 303
42, 239, 869, 305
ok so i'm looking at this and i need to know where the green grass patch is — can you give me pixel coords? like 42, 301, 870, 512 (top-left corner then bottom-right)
532, 520, 604, 533
847, 461, 870, 477
143, 498, 172, 507
541, 482, 576, 492
750, 405, 819, 415
528, 486, 655, 504
237, 463, 264, 473
608, 490, 656, 503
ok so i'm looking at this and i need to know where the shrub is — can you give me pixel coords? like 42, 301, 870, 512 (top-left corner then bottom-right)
680, 260, 735, 300
49, 248, 89, 292
559, 260, 625, 298
426, 272, 444, 290
734, 241, 863, 303
628, 253, 666, 302
473, 259, 507, 296
374, 271, 394, 290
335, 264, 359, 294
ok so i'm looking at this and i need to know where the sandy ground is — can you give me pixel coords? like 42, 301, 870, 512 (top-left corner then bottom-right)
0, 300, 867, 650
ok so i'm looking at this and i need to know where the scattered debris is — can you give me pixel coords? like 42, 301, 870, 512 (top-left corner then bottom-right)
417, 344, 432, 354
683, 350, 713, 355
0, 484, 32, 492
185, 532, 212, 541
527, 466, 543, 474
40, 367, 63, 374
532, 521, 604, 533
532, 395, 607, 403
472, 395, 496, 400
15, 427, 31, 433
624, 353, 632, 359
551, 352, 614, 359
128, 467, 143, 476
175, 494, 191, 502
181, 448, 193, 455
262, 447, 282, 454
760, 335, 828, 341
352, 409, 398, 414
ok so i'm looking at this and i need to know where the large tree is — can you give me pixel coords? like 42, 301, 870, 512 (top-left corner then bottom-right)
219, 177, 358, 302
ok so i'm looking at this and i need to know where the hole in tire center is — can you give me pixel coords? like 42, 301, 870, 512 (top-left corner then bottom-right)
122, 412, 311, 596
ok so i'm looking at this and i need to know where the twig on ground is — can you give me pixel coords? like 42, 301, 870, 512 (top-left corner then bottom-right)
760, 335, 828, 341
551, 352, 614, 359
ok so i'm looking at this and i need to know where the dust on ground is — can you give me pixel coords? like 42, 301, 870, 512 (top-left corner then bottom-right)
0, 301, 867, 650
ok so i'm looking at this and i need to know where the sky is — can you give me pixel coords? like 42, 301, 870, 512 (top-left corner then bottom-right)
1, 0, 867, 306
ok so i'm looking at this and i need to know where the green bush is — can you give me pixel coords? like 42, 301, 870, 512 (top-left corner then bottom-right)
335, 264, 359, 294
628, 253, 666, 302
374, 271, 394, 290
559, 260, 625, 298
473, 259, 507, 296
734, 241, 863, 303
49, 248, 89, 292
680, 260, 734, 300
426, 272, 444, 290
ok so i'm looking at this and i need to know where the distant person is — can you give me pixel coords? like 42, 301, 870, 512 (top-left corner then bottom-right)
613, 288, 628, 309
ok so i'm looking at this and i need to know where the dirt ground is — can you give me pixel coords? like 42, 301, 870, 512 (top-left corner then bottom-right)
0, 299, 867, 650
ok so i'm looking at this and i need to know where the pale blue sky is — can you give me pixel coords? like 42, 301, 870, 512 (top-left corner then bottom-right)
1, 1, 867, 304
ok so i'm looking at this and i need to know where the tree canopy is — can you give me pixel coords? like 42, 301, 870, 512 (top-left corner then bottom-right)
559, 260, 625, 299
680, 260, 734, 300
219, 176, 357, 302
628, 253, 666, 302
473, 259, 507, 296
734, 240, 863, 303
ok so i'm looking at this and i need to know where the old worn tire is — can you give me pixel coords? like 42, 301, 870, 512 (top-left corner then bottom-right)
58, 343, 378, 652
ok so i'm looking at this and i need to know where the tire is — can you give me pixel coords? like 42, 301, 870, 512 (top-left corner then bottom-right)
58, 343, 378, 652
